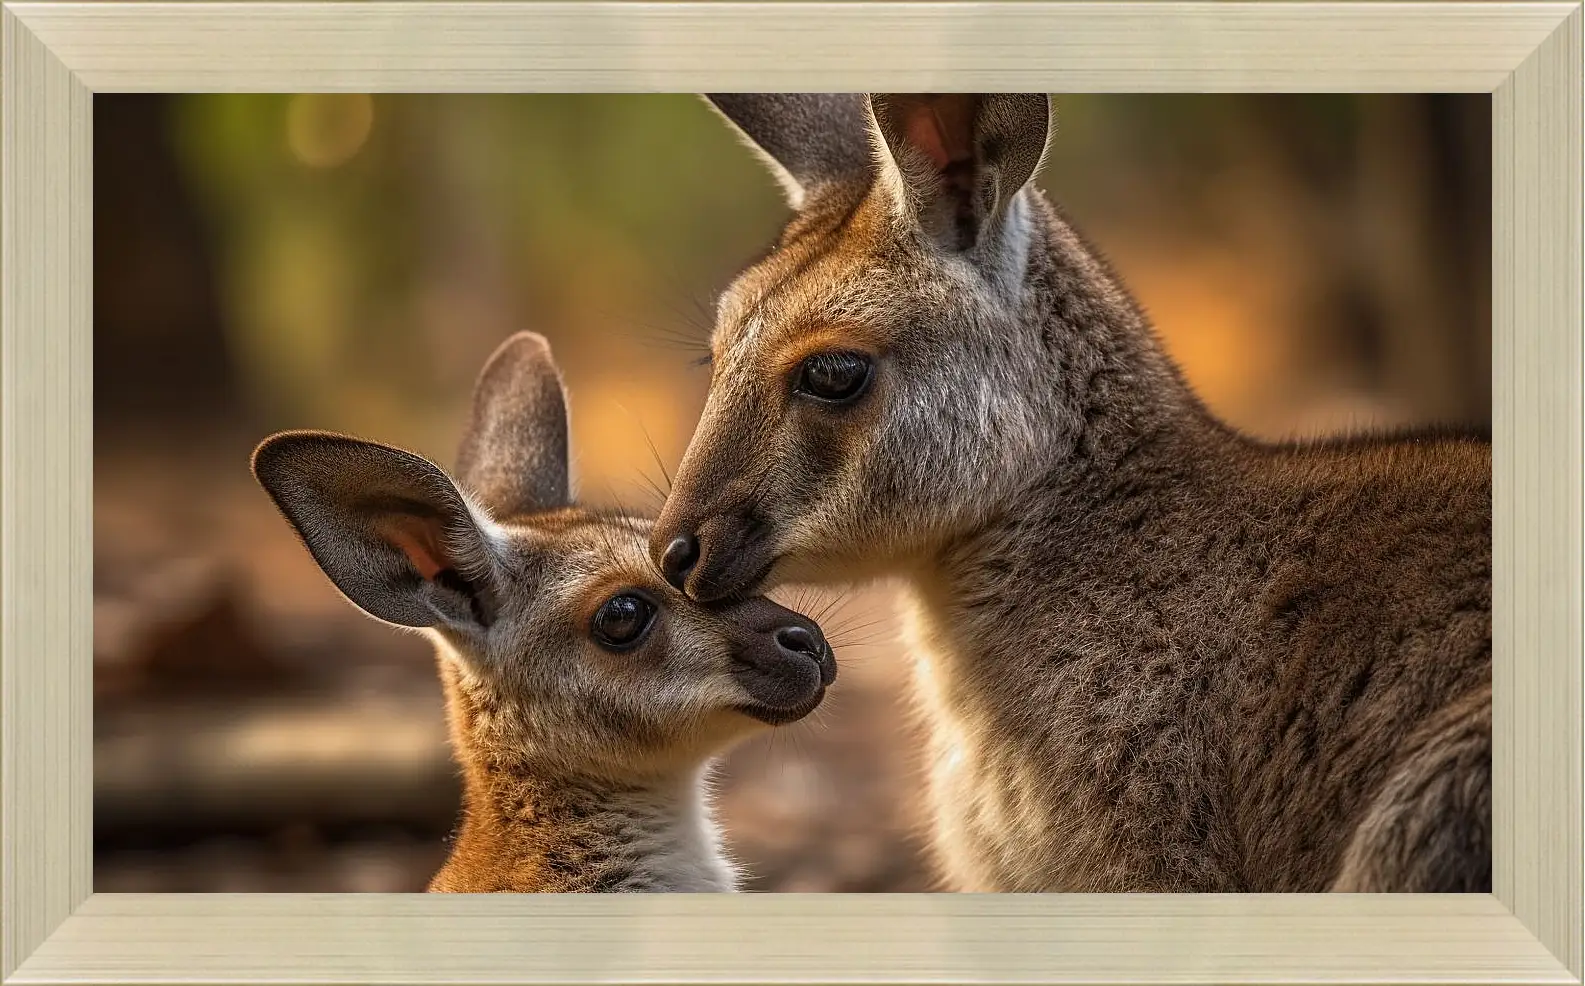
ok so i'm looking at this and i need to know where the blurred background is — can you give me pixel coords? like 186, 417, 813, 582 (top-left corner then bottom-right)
94, 93, 1491, 893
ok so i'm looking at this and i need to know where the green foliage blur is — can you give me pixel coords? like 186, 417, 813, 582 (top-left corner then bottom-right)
166, 95, 788, 466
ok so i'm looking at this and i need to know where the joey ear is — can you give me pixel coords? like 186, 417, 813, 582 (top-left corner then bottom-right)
868, 93, 1052, 253
252, 431, 500, 631
455, 331, 571, 518
702, 94, 875, 209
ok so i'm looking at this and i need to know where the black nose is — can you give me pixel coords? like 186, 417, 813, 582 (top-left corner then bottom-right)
660, 534, 699, 591
774, 625, 826, 663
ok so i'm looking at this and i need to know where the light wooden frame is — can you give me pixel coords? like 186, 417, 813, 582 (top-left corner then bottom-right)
2, 2, 1580, 983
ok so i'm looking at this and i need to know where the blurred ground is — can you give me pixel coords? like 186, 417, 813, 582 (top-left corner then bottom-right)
94, 94, 1490, 892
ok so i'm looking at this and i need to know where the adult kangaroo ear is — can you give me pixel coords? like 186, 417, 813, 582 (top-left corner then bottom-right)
454, 331, 572, 518
253, 432, 500, 631
702, 94, 874, 209
869, 93, 1052, 254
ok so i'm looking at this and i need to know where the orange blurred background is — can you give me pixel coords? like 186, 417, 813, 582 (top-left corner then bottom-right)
94, 94, 1491, 892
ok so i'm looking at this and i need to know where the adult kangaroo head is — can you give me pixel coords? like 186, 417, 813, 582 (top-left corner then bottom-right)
654, 93, 1139, 602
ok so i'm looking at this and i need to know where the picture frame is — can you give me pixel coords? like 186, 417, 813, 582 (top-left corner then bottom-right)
2, 2, 1580, 983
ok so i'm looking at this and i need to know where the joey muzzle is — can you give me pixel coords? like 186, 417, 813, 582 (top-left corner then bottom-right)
717, 597, 836, 725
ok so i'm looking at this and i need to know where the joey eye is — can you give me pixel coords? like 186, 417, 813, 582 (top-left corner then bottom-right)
795, 351, 873, 405
590, 593, 656, 652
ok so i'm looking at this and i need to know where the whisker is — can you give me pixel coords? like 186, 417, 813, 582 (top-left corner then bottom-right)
607, 400, 677, 503
825, 617, 893, 641
648, 251, 720, 329
634, 470, 670, 510
815, 594, 857, 626
817, 615, 893, 637
827, 635, 895, 653
636, 421, 674, 496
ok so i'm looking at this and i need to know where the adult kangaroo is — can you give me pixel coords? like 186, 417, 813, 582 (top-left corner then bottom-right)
649, 94, 1489, 894
650, 93, 1491, 893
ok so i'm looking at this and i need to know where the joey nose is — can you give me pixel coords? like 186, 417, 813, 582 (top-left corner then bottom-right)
774, 625, 824, 663
774, 623, 836, 687
660, 534, 699, 591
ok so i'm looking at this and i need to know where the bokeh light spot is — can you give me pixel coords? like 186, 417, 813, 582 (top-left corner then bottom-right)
286, 94, 374, 169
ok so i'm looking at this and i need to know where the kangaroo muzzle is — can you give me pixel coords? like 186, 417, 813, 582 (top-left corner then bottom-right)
714, 596, 836, 726
650, 508, 778, 603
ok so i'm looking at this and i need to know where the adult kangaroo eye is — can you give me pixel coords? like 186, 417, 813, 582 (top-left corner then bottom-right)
795, 352, 873, 404
591, 593, 656, 651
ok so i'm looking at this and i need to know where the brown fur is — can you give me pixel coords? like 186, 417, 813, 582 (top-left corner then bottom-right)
255, 333, 836, 893
427, 633, 732, 893
653, 94, 1491, 892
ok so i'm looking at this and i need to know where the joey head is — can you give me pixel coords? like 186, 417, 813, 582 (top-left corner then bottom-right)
254, 331, 836, 892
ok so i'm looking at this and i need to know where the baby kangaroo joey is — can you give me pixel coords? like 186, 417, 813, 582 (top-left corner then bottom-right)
253, 332, 836, 891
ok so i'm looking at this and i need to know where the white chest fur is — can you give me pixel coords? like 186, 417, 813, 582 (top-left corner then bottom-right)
897, 589, 1061, 892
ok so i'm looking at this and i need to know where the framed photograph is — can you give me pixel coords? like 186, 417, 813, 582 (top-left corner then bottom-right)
3, 2, 1580, 984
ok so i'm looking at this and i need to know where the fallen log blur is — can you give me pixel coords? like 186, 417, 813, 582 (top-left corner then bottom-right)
95, 691, 459, 842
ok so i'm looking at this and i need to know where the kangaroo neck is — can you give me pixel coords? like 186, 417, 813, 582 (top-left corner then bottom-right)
938, 194, 1242, 544
1025, 196, 1236, 483
900, 195, 1266, 668
430, 663, 730, 893
432, 756, 732, 893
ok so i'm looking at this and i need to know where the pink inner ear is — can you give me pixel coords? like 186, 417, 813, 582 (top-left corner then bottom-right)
378, 516, 449, 581
903, 106, 953, 171
900, 97, 976, 172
